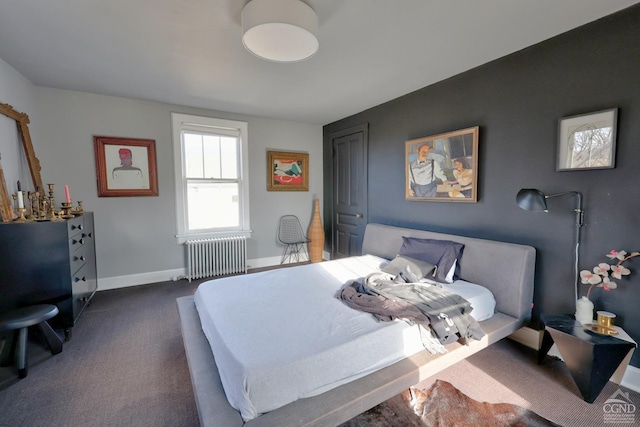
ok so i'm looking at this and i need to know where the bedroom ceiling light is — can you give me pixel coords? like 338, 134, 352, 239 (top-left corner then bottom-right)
516, 188, 585, 303
241, 0, 319, 62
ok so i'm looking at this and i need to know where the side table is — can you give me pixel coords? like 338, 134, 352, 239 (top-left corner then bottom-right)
539, 313, 636, 403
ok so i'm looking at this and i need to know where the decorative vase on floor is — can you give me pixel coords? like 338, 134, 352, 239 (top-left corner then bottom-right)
308, 199, 324, 263
575, 296, 594, 325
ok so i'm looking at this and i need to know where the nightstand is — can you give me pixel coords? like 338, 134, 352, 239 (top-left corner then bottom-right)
539, 313, 636, 403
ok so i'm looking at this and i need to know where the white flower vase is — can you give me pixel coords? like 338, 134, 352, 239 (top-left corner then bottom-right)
575, 296, 594, 325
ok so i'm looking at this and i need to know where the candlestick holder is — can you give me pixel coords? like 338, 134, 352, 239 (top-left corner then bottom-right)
15, 208, 27, 222
49, 203, 63, 221
27, 192, 37, 221
60, 202, 74, 219
47, 184, 55, 209
72, 201, 84, 215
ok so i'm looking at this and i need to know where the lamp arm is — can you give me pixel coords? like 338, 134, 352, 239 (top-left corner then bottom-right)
546, 191, 584, 226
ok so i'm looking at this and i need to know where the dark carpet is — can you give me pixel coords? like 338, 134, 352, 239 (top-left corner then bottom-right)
1, 278, 639, 426
0, 280, 201, 426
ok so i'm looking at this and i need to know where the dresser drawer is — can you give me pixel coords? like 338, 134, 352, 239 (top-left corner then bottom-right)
70, 243, 91, 275
71, 265, 92, 292
67, 216, 85, 239
69, 231, 90, 253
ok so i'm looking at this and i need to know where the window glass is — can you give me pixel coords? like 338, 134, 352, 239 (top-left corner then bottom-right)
187, 182, 240, 229
172, 113, 250, 242
203, 135, 222, 179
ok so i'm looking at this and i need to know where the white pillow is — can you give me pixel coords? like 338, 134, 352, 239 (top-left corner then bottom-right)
445, 259, 457, 283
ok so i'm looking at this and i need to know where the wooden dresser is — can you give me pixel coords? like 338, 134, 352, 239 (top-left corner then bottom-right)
0, 212, 97, 339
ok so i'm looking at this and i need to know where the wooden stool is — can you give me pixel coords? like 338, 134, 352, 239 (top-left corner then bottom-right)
0, 304, 63, 378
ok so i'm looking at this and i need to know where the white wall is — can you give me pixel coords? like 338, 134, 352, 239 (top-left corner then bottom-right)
0, 57, 38, 196
3, 83, 322, 289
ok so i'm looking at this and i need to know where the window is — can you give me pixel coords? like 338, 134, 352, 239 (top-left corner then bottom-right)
172, 113, 250, 243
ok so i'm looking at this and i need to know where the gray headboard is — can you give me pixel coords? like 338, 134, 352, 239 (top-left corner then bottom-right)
361, 223, 536, 322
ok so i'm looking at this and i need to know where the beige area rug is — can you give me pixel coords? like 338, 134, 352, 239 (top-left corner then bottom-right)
341, 379, 559, 427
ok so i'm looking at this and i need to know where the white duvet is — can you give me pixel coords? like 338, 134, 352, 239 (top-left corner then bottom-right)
194, 255, 495, 421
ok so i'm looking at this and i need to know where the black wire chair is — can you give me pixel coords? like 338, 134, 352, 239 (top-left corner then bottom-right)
277, 215, 310, 264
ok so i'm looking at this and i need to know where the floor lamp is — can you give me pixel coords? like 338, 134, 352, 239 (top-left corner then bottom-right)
516, 188, 585, 304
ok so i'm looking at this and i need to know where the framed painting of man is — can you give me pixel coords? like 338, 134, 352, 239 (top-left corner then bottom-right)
405, 126, 479, 202
94, 136, 158, 197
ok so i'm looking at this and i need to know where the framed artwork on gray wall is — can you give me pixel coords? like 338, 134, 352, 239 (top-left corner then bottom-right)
557, 108, 618, 171
405, 126, 478, 202
94, 136, 158, 197
267, 150, 309, 191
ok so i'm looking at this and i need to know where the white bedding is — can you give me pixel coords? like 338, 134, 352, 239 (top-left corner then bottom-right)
422, 279, 496, 322
194, 255, 495, 421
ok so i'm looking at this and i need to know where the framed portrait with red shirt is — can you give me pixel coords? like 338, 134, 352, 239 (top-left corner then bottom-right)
94, 136, 158, 197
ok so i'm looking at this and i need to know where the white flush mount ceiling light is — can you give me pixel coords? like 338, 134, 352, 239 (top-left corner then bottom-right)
241, 0, 319, 62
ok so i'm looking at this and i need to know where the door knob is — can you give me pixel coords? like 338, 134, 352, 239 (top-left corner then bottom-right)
355, 214, 363, 218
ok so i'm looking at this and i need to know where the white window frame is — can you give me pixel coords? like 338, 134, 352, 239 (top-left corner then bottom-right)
171, 112, 250, 244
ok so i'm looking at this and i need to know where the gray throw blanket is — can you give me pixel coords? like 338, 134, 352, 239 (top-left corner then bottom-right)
338, 272, 485, 347
339, 279, 446, 353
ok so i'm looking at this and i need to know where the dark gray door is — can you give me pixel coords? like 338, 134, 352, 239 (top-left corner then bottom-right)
331, 124, 368, 258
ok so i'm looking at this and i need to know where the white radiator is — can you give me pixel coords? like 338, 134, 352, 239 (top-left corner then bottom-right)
185, 236, 248, 282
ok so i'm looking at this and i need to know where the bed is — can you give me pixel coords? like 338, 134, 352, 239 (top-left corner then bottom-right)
177, 223, 536, 426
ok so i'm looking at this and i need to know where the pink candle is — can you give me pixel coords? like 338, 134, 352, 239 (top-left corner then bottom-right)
65, 185, 71, 203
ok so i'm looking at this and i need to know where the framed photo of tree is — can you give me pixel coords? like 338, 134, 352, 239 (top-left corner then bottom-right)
557, 108, 618, 171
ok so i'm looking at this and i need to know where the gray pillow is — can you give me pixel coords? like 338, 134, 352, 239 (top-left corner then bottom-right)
381, 255, 436, 280
398, 237, 464, 283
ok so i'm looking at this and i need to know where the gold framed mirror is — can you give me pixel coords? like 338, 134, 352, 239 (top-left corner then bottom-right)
0, 103, 43, 222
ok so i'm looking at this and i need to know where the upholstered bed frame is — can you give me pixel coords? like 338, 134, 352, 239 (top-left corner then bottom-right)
176, 223, 536, 426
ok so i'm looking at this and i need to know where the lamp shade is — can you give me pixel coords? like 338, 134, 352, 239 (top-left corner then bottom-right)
516, 188, 548, 212
241, 0, 319, 62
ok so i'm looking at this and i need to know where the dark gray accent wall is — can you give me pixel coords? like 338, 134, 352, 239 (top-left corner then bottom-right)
324, 5, 640, 366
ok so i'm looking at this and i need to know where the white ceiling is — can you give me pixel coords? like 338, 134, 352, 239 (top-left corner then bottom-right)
0, 0, 638, 125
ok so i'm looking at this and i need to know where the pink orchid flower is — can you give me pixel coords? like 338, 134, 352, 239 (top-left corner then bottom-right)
611, 264, 631, 280
582, 250, 637, 299
606, 250, 627, 261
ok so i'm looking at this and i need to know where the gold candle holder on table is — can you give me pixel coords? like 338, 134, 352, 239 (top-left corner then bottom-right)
60, 202, 74, 219
72, 201, 84, 215
27, 192, 37, 221
46, 184, 63, 221
15, 207, 27, 222
597, 311, 616, 328
49, 202, 62, 221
